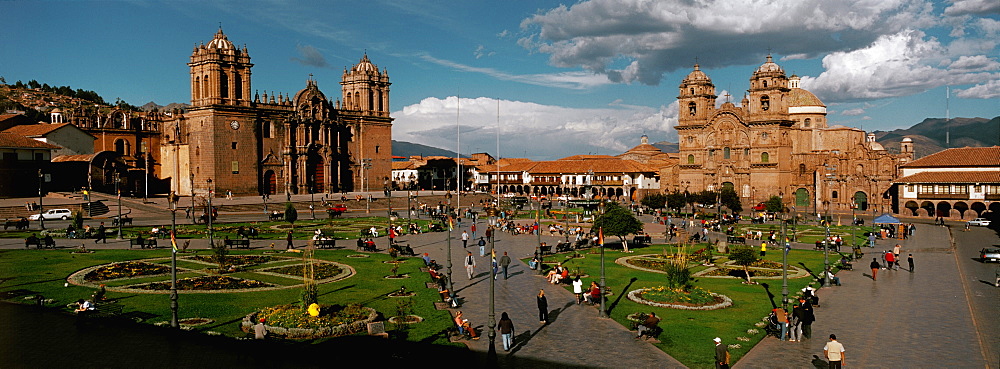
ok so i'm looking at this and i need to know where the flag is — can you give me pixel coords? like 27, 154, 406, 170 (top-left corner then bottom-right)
448, 216, 454, 231
598, 227, 604, 246
170, 229, 177, 252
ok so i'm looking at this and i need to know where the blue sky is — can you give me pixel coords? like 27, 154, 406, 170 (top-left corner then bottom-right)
2, 0, 997, 160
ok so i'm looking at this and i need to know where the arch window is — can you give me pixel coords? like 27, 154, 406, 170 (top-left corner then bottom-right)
219, 72, 229, 99
832, 190, 838, 199
723, 147, 731, 159
760, 95, 770, 111
194, 76, 201, 100
690, 88, 694, 95
688, 102, 696, 116
744, 148, 750, 157
262, 121, 272, 138
687, 154, 695, 164
799, 163, 807, 175
804, 118, 811, 127
763, 80, 768, 88
233, 71, 242, 100
761, 152, 769, 163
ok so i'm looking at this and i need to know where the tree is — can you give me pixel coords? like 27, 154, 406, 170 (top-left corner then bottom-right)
720, 188, 742, 214
666, 191, 686, 212
640, 193, 666, 210
729, 245, 759, 284
593, 202, 643, 247
284, 202, 298, 228
764, 195, 785, 213
211, 240, 229, 271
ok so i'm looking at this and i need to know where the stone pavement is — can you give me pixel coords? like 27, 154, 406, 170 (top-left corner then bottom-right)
735, 223, 993, 369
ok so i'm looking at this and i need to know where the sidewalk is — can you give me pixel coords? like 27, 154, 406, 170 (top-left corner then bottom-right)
734, 223, 988, 368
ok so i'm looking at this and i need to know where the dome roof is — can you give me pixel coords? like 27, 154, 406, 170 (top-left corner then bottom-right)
352, 54, 378, 73
754, 54, 784, 75
902, 137, 913, 143
206, 29, 235, 50
788, 88, 825, 107
682, 64, 712, 84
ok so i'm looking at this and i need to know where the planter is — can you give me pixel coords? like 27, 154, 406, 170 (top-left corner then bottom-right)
627, 288, 732, 310
384, 274, 410, 279
388, 315, 423, 324
241, 306, 378, 339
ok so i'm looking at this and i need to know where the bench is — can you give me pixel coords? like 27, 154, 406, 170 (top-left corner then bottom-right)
88, 302, 124, 319
632, 235, 652, 245
129, 238, 158, 249
25, 238, 42, 249
314, 239, 337, 249
727, 236, 746, 244
112, 216, 133, 227
539, 244, 552, 255
575, 239, 591, 249
556, 241, 573, 253
225, 239, 250, 249
5, 219, 29, 230
268, 212, 284, 221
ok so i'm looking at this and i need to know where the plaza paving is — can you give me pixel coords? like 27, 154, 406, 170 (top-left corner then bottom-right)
1, 193, 997, 368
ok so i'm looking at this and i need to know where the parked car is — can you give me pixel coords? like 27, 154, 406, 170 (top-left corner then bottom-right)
980, 247, 1000, 262
968, 218, 991, 226
28, 209, 72, 221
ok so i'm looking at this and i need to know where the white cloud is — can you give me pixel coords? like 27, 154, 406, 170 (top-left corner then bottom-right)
841, 108, 866, 116
954, 79, 1000, 99
944, 0, 1000, 16
519, 0, 938, 85
417, 53, 612, 89
392, 96, 677, 160
949, 55, 1000, 71
473, 45, 496, 59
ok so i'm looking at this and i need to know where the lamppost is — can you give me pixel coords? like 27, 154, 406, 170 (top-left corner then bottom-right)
823, 198, 831, 287
309, 177, 316, 220
207, 178, 214, 249
116, 172, 123, 239
37, 169, 45, 230
487, 210, 498, 360
781, 212, 789, 311
387, 189, 393, 246
190, 173, 195, 225
167, 192, 179, 328
446, 215, 455, 304
362, 159, 372, 214
599, 227, 607, 318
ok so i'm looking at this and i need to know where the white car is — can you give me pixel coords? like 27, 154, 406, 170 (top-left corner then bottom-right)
28, 209, 72, 221
968, 218, 991, 226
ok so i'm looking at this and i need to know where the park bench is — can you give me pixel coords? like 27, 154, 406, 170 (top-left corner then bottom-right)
225, 239, 250, 249
5, 219, 29, 230
575, 238, 591, 249
555, 241, 573, 253
314, 239, 338, 249
89, 302, 124, 319
129, 238, 158, 249
539, 244, 552, 255
632, 234, 652, 245
727, 236, 746, 244
112, 216, 133, 227
25, 238, 42, 249
268, 212, 284, 221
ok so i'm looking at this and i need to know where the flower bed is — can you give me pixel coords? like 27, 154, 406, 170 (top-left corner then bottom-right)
627, 287, 732, 310
132, 276, 273, 290
266, 263, 344, 279
241, 304, 378, 339
703, 268, 781, 278
187, 255, 274, 267
83, 261, 171, 281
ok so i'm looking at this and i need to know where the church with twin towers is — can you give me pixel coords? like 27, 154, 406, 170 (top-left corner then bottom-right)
160, 28, 393, 197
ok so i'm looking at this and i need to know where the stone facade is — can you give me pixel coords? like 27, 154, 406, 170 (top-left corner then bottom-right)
673, 56, 913, 214
159, 29, 393, 196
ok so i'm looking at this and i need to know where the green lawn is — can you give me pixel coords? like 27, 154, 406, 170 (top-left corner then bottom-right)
530, 243, 829, 369
0, 248, 459, 346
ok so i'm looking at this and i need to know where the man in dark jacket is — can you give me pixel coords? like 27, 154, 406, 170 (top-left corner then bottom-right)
714, 337, 729, 368
799, 299, 815, 339
636, 312, 660, 339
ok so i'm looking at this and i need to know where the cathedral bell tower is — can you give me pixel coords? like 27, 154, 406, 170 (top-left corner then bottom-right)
189, 28, 253, 107
677, 64, 717, 127
340, 54, 390, 117
746, 54, 790, 120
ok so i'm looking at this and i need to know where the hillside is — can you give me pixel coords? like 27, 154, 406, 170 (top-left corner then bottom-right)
392, 140, 464, 158
874, 117, 1000, 158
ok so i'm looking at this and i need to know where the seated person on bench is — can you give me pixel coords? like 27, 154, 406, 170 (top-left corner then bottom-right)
546, 264, 565, 284
824, 271, 841, 286
584, 282, 601, 304
636, 312, 660, 338
454, 311, 478, 340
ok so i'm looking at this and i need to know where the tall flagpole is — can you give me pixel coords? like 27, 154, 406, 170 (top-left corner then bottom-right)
456, 94, 461, 224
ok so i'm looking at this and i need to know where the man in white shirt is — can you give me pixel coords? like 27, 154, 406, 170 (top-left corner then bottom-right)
823, 334, 845, 369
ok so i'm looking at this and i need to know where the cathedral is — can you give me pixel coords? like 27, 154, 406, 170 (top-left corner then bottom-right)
160, 29, 393, 197
672, 55, 913, 215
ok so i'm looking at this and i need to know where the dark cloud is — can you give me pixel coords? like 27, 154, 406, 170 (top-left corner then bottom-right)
290, 44, 329, 68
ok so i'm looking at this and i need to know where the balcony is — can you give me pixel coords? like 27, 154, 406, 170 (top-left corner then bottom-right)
531, 180, 562, 185
916, 193, 968, 200
592, 180, 623, 186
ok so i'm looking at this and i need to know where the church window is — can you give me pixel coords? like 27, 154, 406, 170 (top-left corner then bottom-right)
723, 147, 731, 159
234, 72, 242, 100
832, 191, 838, 199
804, 118, 811, 127
688, 102, 696, 116
799, 163, 807, 175
761, 152, 769, 163
763, 80, 768, 88
375, 145, 380, 153
194, 77, 201, 100
760, 95, 770, 111
231, 161, 239, 174
687, 155, 694, 164
262, 121, 272, 138
219, 72, 229, 99
690, 88, 694, 95
231, 142, 237, 150
744, 148, 750, 156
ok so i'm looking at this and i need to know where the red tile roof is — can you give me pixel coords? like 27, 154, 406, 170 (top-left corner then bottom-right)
0, 132, 60, 149
557, 154, 616, 160
895, 171, 1000, 184
901, 146, 1000, 168
496, 158, 657, 174
3, 123, 71, 137
52, 154, 99, 163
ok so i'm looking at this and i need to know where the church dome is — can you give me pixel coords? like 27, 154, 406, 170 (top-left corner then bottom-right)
754, 54, 784, 75
206, 29, 235, 50
682, 64, 711, 84
352, 54, 378, 73
788, 88, 825, 107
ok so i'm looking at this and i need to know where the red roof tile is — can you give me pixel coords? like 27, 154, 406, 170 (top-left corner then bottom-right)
496, 158, 657, 174
3, 123, 71, 136
901, 146, 1000, 168
0, 132, 60, 149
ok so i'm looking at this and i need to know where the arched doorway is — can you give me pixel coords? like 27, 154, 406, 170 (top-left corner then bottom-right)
971, 202, 986, 216
795, 188, 809, 207
853, 191, 868, 211
920, 201, 935, 216
308, 156, 325, 193
954, 202, 969, 219
936, 201, 952, 218
114, 139, 131, 156
722, 182, 734, 191
263, 170, 276, 195
904, 201, 918, 216
615, 188, 624, 199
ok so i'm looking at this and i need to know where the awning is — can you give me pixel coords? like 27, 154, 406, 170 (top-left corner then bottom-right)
873, 213, 901, 224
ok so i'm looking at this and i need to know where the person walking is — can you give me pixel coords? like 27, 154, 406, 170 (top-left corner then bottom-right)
823, 334, 846, 369
800, 299, 815, 340
471, 223, 477, 239
892, 244, 901, 263
499, 251, 512, 280
773, 307, 788, 341
536, 289, 548, 324
572, 276, 584, 304
286, 230, 294, 249
760, 242, 767, 257
714, 337, 730, 369
94, 222, 107, 244
907, 253, 914, 272
498, 312, 515, 352
885, 251, 897, 271
478, 236, 486, 257
464, 251, 476, 279
870, 258, 880, 281
461, 230, 469, 248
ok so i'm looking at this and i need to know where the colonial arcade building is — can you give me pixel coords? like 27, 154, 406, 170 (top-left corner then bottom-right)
674, 56, 913, 214
160, 29, 393, 196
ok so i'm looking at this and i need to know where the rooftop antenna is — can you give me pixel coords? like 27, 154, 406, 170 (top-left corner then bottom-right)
946, 86, 950, 148
456, 92, 461, 210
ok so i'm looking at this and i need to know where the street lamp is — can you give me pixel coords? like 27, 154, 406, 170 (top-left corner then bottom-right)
310, 177, 316, 220
781, 212, 789, 311
362, 159, 372, 214
599, 227, 607, 318
37, 169, 45, 230
116, 172, 123, 239
487, 211, 498, 360
167, 192, 179, 328
207, 178, 214, 249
